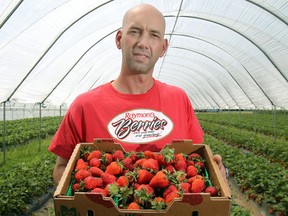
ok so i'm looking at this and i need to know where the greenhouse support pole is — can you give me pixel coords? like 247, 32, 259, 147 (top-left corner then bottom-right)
38, 103, 42, 151
273, 105, 276, 142
2, 102, 7, 164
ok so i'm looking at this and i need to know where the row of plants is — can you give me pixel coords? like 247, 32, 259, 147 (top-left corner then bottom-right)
0, 153, 56, 215
204, 134, 288, 216
0, 116, 63, 148
199, 120, 288, 168
197, 111, 288, 140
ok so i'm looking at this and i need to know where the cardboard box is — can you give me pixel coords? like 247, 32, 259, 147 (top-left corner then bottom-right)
53, 139, 231, 216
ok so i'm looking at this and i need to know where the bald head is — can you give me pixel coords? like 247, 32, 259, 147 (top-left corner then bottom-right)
122, 4, 166, 37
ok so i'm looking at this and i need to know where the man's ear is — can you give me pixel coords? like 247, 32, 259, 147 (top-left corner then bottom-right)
160, 38, 168, 57
115, 30, 122, 49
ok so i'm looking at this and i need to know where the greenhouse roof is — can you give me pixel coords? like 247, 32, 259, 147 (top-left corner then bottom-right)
0, 0, 288, 110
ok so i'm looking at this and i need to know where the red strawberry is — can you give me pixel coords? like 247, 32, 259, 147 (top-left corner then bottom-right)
187, 175, 204, 183
137, 169, 154, 184
116, 176, 129, 187
144, 150, 156, 159
163, 184, 178, 199
75, 158, 88, 170
173, 160, 187, 172
165, 190, 180, 205
101, 153, 113, 165
151, 197, 166, 210
89, 157, 101, 167
180, 182, 191, 193
164, 165, 175, 174
205, 186, 219, 197
134, 158, 147, 168
101, 173, 117, 185
142, 158, 159, 172
105, 161, 123, 175
174, 153, 186, 162
91, 187, 107, 196
195, 161, 205, 171
188, 153, 202, 162
75, 169, 91, 182
127, 202, 141, 209
112, 150, 125, 161
122, 157, 134, 170
87, 150, 102, 161
72, 183, 80, 192
149, 170, 169, 188
186, 165, 198, 177
84, 176, 103, 190
89, 167, 104, 177
191, 178, 205, 193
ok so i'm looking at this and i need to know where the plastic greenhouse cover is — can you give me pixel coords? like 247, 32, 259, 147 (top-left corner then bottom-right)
0, 0, 288, 110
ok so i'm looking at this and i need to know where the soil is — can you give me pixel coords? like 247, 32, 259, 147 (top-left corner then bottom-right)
31, 179, 268, 216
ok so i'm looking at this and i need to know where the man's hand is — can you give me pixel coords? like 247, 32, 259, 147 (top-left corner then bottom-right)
213, 154, 230, 193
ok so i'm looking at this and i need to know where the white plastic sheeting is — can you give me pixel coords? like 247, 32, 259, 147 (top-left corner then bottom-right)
0, 0, 288, 110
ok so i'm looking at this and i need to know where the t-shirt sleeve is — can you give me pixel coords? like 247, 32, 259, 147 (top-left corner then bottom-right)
48, 101, 83, 160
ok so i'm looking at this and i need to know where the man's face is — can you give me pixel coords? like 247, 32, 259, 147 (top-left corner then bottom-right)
116, 7, 168, 75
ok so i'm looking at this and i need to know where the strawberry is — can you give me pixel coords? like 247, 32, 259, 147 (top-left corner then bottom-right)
188, 153, 202, 162
101, 153, 113, 165
195, 161, 205, 171
134, 185, 154, 206
187, 175, 204, 183
165, 190, 180, 205
75, 158, 88, 170
87, 150, 102, 161
164, 165, 175, 174
163, 184, 178, 199
144, 150, 156, 159
89, 166, 104, 177
173, 160, 187, 172
149, 170, 169, 188
122, 157, 134, 171
72, 183, 80, 192
157, 147, 175, 166
84, 176, 103, 190
142, 158, 159, 172
137, 169, 154, 184
112, 150, 125, 161
105, 161, 123, 175
134, 158, 147, 168
91, 187, 107, 196
127, 202, 141, 209
191, 178, 205, 193
89, 157, 101, 167
180, 182, 191, 193
174, 153, 186, 162
204, 186, 219, 197
101, 173, 117, 185
75, 169, 91, 182
117, 175, 129, 187
186, 165, 198, 177
151, 197, 166, 210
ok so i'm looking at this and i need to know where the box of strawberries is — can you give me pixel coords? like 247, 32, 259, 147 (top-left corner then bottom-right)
53, 139, 231, 216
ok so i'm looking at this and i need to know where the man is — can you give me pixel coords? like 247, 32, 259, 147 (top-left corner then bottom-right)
49, 4, 228, 188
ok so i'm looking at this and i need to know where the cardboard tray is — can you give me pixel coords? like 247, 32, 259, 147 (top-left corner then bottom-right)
53, 139, 231, 216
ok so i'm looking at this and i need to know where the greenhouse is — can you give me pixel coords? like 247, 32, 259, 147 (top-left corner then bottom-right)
0, 0, 287, 215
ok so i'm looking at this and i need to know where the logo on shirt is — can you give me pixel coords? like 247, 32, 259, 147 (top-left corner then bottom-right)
108, 109, 173, 143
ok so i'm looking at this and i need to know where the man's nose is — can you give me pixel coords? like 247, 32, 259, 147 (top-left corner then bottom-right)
137, 34, 149, 49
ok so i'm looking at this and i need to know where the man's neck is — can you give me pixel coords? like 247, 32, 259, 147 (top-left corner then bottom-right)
111, 74, 155, 94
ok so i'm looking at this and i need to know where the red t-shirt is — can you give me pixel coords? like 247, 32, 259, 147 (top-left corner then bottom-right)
48, 80, 204, 159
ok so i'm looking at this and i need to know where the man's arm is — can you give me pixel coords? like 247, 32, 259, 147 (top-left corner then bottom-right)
53, 156, 69, 185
